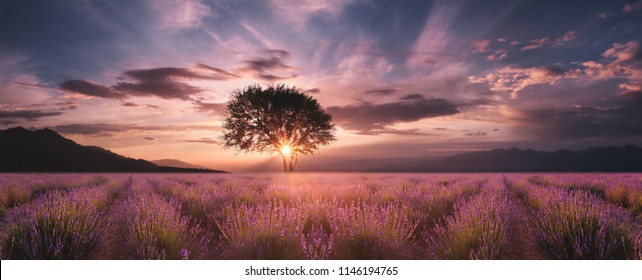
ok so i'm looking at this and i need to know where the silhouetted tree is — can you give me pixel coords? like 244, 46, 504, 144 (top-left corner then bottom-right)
221, 84, 335, 172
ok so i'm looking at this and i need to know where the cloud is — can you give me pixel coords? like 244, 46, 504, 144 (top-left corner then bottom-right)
623, 1, 642, 13
237, 49, 298, 81
268, 0, 356, 28
486, 49, 508, 61
49, 123, 152, 136
149, 0, 211, 30
185, 138, 220, 144
193, 64, 240, 79
521, 37, 552, 51
515, 99, 642, 138
521, 31, 577, 51
364, 88, 398, 95
30, 101, 78, 111
469, 65, 569, 98
326, 96, 460, 135
48, 123, 220, 137
1, 120, 18, 125
193, 100, 227, 115
400, 94, 424, 100
59, 80, 126, 99
144, 137, 155, 141
472, 39, 491, 53
557, 31, 577, 44
469, 41, 642, 98
465, 131, 487, 137
304, 88, 320, 94
602, 41, 641, 64
122, 102, 138, 107
61, 64, 237, 100
0, 110, 63, 121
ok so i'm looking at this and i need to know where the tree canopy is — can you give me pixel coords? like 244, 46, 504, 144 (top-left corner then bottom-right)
221, 84, 335, 172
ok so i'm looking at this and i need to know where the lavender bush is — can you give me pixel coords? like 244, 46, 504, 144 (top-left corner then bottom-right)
2, 187, 109, 259
329, 201, 419, 259
123, 193, 209, 260
525, 186, 637, 259
424, 192, 511, 259
216, 201, 306, 259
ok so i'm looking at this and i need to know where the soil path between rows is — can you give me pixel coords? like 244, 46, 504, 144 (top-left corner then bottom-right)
499, 178, 547, 260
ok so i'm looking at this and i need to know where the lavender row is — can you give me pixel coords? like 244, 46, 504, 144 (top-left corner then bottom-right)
522, 185, 640, 259
1, 187, 110, 259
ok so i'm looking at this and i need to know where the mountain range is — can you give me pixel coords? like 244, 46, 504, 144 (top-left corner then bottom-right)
0, 127, 224, 172
1, 126, 641, 172
255, 145, 642, 172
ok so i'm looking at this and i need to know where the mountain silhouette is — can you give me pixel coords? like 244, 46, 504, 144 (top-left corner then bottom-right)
0, 127, 225, 172
375, 145, 642, 172
151, 159, 207, 169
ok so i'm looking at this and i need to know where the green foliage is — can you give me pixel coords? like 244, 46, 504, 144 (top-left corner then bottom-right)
222, 84, 335, 171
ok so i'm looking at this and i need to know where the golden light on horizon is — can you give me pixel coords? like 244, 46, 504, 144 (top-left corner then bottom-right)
281, 145, 291, 156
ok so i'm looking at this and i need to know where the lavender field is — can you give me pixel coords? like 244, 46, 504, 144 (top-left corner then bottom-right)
0, 173, 640, 260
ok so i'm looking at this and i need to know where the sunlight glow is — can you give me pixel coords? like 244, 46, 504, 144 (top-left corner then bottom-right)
281, 145, 291, 156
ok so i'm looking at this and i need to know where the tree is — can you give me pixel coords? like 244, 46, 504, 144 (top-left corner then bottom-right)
221, 84, 336, 172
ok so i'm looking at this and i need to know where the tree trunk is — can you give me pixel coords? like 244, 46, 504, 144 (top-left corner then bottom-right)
288, 153, 298, 172
282, 155, 288, 172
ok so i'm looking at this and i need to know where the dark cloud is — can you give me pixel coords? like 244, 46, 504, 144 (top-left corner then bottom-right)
122, 102, 138, 107
194, 64, 240, 79
326, 97, 460, 135
113, 79, 200, 100
304, 88, 320, 94
60, 64, 237, 100
364, 88, 398, 95
59, 80, 126, 99
30, 101, 78, 111
121, 65, 237, 81
144, 137, 155, 141
1, 120, 18, 125
515, 93, 642, 138
465, 131, 488, 137
49, 123, 147, 137
237, 49, 297, 81
0, 110, 63, 121
433, 127, 449, 131
463, 98, 499, 107
54, 101, 78, 110
185, 138, 220, 144
113, 67, 208, 100
48, 123, 220, 137
14, 81, 49, 89
193, 100, 227, 115
400, 94, 424, 100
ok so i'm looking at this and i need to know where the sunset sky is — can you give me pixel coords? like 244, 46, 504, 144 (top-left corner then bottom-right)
1, 0, 641, 171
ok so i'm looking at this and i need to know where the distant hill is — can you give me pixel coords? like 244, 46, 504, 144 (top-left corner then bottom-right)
152, 159, 206, 169
375, 145, 642, 172
0, 127, 225, 173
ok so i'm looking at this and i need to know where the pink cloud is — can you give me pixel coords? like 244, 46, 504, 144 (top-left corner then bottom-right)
521, 31, 576, 51
602, 41, 641, 64
470, 41, 642, 98
557, 31, 577, 44
149, 0, 211, 30
623, 1, 642, 13
472, 39, 492, 53
497, 38, 506, 43
469, 66, 567, 98
521, 37, 552, 51
486, 49, 508, 61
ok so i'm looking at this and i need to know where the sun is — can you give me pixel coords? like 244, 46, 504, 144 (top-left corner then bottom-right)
281, 145, 291, 156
